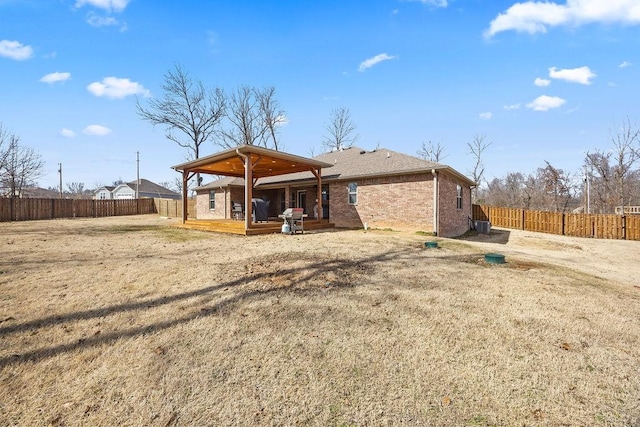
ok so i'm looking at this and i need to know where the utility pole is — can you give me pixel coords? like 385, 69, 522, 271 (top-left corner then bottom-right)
136, 151, 140, 199
58, 163, 63, 199
583, 165, 591, 214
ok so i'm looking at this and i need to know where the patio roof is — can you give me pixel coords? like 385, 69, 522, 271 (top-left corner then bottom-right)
172, 145, 333, 178
171, 145, 333, 227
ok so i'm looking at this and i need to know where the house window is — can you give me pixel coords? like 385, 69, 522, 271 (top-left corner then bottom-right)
209, 191, 216, 210
99, 192, 106, 200
456, 185, 462, 210
348, 182, 357, 205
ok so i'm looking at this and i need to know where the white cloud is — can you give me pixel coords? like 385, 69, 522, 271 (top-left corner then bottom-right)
83, 125, 112, 136
87, 77, 150, 99
534, 77, 551, 87
485, 0, 640, 38
75, 0, 129, 12
479, 112, 493, 120
619, 60, 632, 68
60, 128, 77, 138
358, 53, 397, 72
504, 103, 521, 110
40, 72, 71, 84
549, 66, 596, 84
526, 95, 566, 111
0, 40, 34, 61
87, 14, 117, 26
404, 0, 448, 6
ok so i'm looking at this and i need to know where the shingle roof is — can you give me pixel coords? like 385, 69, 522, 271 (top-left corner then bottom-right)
312, 146, 442, 179
197, 176, 246, 190
195, 146, 475, 189
258, 146, 475, 186
127, 179, 179, 197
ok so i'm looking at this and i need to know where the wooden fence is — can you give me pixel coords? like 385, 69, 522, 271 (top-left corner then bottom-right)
0, 198, 156, 222
472, 205, 640, 241
154, 198, 196, 219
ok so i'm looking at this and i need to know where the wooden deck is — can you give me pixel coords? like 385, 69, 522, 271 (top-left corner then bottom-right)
173, 218, 335, 235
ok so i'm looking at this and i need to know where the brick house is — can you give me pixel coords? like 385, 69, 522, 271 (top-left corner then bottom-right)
195, 146, 475, 237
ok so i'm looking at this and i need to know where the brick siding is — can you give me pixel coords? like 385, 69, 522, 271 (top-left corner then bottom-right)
437, 173, 472, 237
329, 174, 435, 231
195, 172, 472, 237
195, 187, 244, 219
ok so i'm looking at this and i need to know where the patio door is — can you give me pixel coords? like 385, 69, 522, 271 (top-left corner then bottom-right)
297, 190, 307, 214
322, 185, 329, 219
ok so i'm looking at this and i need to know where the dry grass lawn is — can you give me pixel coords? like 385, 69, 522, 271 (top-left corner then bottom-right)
0, 215, 639, 426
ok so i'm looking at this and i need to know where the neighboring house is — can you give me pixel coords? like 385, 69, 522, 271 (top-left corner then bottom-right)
95, 186, 115, 200
195, 146, 475, 237
94, 179, 180, 200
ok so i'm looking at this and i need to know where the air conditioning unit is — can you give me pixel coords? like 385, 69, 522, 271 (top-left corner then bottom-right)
475, 220, 491, 234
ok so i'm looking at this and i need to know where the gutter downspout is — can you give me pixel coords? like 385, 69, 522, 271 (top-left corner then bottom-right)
236, 148, 251, 231
432, 169, 438, 236
221, 186, 227, 219
470, 185, 476, 230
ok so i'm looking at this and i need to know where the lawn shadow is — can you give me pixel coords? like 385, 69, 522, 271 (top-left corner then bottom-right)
454, 228, 511, 245
0, 246, 417, 368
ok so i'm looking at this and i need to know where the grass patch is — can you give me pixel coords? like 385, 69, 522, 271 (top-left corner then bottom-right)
152, 227, 211, 242
1, 218, 638, 426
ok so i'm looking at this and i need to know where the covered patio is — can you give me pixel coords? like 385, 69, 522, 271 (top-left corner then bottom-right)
171, 145, 334, 235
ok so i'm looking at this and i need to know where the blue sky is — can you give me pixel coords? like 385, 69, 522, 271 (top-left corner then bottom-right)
1, 0, 639, 189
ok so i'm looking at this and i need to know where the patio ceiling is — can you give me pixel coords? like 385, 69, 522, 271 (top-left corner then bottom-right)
172, 145, 333, 178
171, 145, 333, 227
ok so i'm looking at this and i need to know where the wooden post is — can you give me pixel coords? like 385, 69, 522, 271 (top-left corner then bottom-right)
182, 171, 188, 223
311, 167, 322, 220
244, 154, 253, 231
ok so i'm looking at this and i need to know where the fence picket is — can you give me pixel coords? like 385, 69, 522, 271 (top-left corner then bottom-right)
473, 204, 640, 241
0, 198, 156, 222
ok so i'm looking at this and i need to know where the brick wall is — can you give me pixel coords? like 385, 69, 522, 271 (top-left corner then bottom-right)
437, 173, 472, 237
193, 172, 472, 237
329, 172, 471, 236
195, 187, 244, 219
329, 174, 435, 231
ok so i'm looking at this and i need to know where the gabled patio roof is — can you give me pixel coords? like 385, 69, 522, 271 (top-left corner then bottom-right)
171, 145, 333, 228
172, 145, 333, 178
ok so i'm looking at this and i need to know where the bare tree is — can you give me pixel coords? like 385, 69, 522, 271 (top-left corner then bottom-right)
219, 85, 284, 150
584, 150, 614, 213
538, 161, 575, 212
610, 117, 640, 212
258, 86, 286, 151
0, 123, 11, 173
0, 135, 44, 198
137, 64, 226, 185
66, 182, 87, 199
467, 134, 492, 202
417, 140, 447, 162
322, 107, 358, 152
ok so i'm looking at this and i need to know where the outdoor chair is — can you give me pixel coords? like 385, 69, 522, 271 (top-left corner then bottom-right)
232, 202, 244, 220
